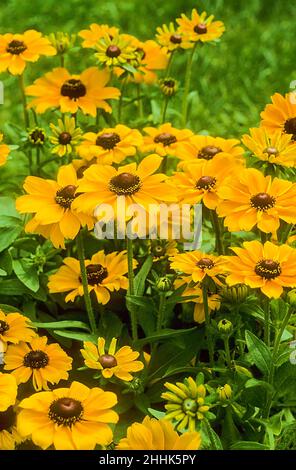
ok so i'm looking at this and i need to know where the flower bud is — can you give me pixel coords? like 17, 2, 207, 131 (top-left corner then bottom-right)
218, 319, 233, 335
159, 78, 178, 97
28, 127, 46, 146
221, 284, 249, 303
156, 276, 172, 292
47, 32, 76, 54
287, 289, 296, 308
217, 384, 232, 401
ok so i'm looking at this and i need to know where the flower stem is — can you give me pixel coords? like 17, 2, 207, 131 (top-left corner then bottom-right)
126, 237, 138, 341
118, 81, 126, 122
161, 95, 169, 123
182, 43, 197, 126
224, 336, 232, 368
263, 297, 270, 347
211, 211, 224, 255
136, 84, 143, 119
157, 292, 167, 331
18, 73, 29, 128
76, 231, 97, 334
202, 282, 214, 367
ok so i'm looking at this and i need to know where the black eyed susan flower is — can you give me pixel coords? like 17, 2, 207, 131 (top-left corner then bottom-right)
50, 116, 83, 157
142, 123, 193, 157
0, 372, 17, 412
16, 164, 94, 249
131, 39, 168, 85
224, 240, 296, 298
177, 9, 225, 44
77, 124, 143, 165
170, 251, 225, 286
242, 127, 296, 168
72, 154, 177, 216
156, 22, 193, 53
260, 92, 296, 142
25, 67, 120, 116
0, 30, 56, 75
95, 34, 137, 68
217, 168, 296, 233
48, 250, 137, 305
0, 309, 35, 348
17, 381, 118, 450
0, 133, 10, 166
148, 239, 178, 262
79, 24, 119, 49
116, 416, 202, 450
0, 405, 23, 450
162, 376, 211, 432
81, 337, 144, 381
28, 127, 46, 146
159, 77, 178, 97
4, 336, 72, 391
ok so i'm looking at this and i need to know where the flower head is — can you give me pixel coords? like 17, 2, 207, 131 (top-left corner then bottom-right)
0, 133, 10, 166
95, 34, 138, 68
26, 67, 120, 116
117, 416, 201, 450
142, 123, 193, 157
148, 239, 178, 262
177, 9, 225, 43
0, 309, 35, 347
170, 251, 225, 286
156, 22, 192, 52
79, 24, 119, 49
131, 40, 168, 85
0, 30, 56, 75
217, 168, 296, 233
47, 32, 76, 55
48, 250, 136, 304
0, 372, 17, 412
224, 240, 296, 298
17, 381, 118, 449
260, 92, 296, 141
0, 405, 22, 450
50, 116, 83, 157
28, 127, 46, 146
81, 337, 144, 381
4, 336, 72, 391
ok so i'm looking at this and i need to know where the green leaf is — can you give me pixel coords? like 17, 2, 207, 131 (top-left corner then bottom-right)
0, 303, 22, 313
0, 279, 47, 301
134, 256, 153, 296
230, 441, 269, 450
0, 197, 21, 218
33, 320, 90, 331
202, 420, 223, 450
0, 216, 23, 252
12, 259, 39, 292
245, 378, 274, 392
126, 294, 156, 336
148, 408, 166, 420
245, 330, 272, 376
53, 329, 97, 343
135, 327, 197, 347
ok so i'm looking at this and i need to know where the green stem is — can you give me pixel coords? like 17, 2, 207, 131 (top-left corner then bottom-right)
136, 84, 143, 119
263, 297, 270, 347
118, 81, 126, 122
36, 148, 41, 176
164, 50, 175, 77
181, 43, 197, 126
157, 292, 167, 331
126, 237, 137, 341
60, 54, 65, 68
202, 282, 214, 367
161, 95, 169, 123
224, 336, 232, 368
76, 231, 97, 333
95, 109, 100, 128
18, 73, 29, 128
211, 211, 224, 255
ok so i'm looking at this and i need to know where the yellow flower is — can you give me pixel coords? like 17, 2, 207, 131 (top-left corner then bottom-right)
174, 277, 221, 323
156, 22, 193, 52
73, 154, 177, 216
162, 377, 210, 431
142, 123, 193, 157
50, 116, 83, 157
260, 92, 296, 141
117, 416, 201, 450
47, 32, 76, 55
148, 239, 178, 262
0, 30, 56, 75
26, 67, 120, 116
79, 24, 119, 49
48, 250, 136, 304
0, 405, 23, 450
77, 124, 143, 165
176, 134, 245, 165
81, 337, 144, 381
0, 373, 17, 412
0, 309, 35, 347
4, 336, 72, 391
217, 168, 296, 233
242, 127, 296, 167
170, 251, 225, 286
0, 133, 10, 166
16, 164, 94, 249
17, 381, 118, 450
95, 34, 137, 68
177, 9, 225, 43
132, 40, 168, 85
224, 240, 296, 298
171, 156, 239, 209
217, 384, 232, 401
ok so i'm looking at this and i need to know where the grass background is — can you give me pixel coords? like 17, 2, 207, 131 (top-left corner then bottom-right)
0, 0, 295, 137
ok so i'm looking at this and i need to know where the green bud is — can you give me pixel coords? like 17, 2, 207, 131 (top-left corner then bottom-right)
221, 284, 249, 303
287, 289, 296, 308
217, 384, 232, 401
156, 276, 172, 292
28, 127, 46, 146
218, 319, 233, 335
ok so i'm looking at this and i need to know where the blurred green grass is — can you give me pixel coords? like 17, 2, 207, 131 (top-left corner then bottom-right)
1, 0, 296, 137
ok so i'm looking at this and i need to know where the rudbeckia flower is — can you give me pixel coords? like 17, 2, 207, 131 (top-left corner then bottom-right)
0, 372, 17, 412
142, 123, 193, 157
217, 168, 296, 233
17, 381, 118, 450
79, 24, 119, 49
0, 309, 35, 347
48, 250, 137, 304
95, 34, 137, 68
130, 40, 168, 85
0, 405, 23, 450
170, 251, 225, 286
176, 9, 225, 43
16, 164, 94, 249
117, 416, 201, 450
156, 22, 193, 52
0, 133, 10, 166
162, 376, 210, 431
260, 92, 296, 142
0, 30, 56, 75
50, 116, 83, 157
176, 134, 245, 165
171, 156, 239, 209
25, 67, 120, 116
148, 239, 178, 262
73, 154, 177, 216
4, 336, 72, 391
224, 240, 296, 298
77, 124, 143, 165
81, 337, 144, 381
242, 127, 296, 167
